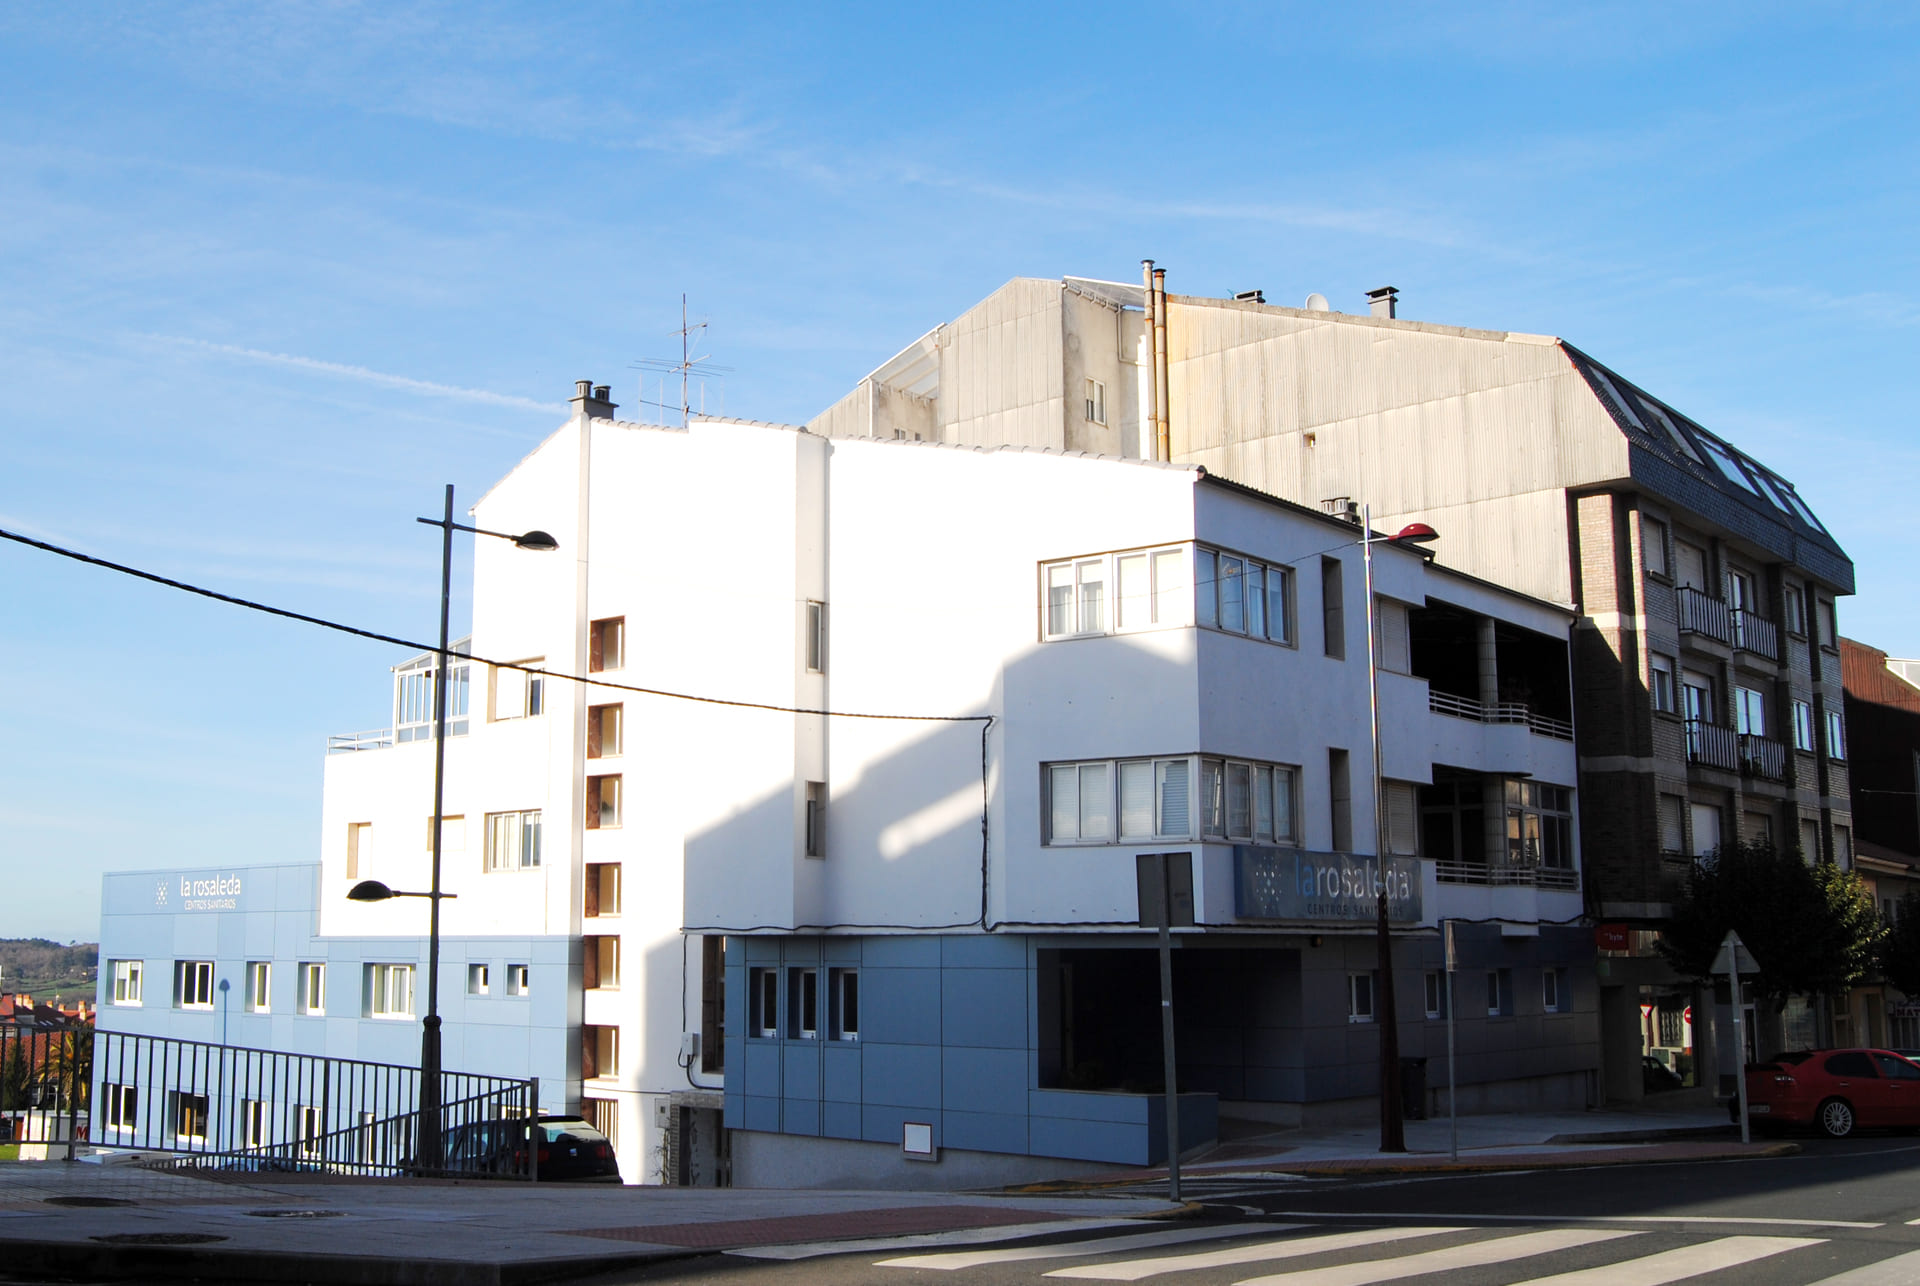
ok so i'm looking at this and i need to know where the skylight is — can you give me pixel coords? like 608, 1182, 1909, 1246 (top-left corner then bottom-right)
1639, 401, 1705, 465
1696, 435, 1762, 497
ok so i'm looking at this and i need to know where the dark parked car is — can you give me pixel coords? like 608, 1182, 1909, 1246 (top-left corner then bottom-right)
1744, 1048, 1920, 1138
442, 1116, 620, 1182
1642, 1055, 1685, 1094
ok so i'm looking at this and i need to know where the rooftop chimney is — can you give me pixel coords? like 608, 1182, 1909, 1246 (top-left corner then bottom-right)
571, 379, 618, 420
1233, 289, 1266, 304
1366, 286, 1399, 320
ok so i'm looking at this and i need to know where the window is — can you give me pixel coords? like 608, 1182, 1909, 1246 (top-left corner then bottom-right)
300, 962, 326, 1015
1690, 803, 1723, 858
298, 1105, 325, 1157
1486, 969, 1512, 1017
1681, 670, 1715, 727
1321, 558, 1346, 658
701, 936, 727, 1073
507, 964, 530, 996
1193, 545, 1295, 644
1793, 700, 1816, 752
829, 968, 859, 1041
1659, 795, 1686, 856
806, 601, 827, 672
1734, 686, 1768, 737
790, 968, 820, 1039
586, 775, 622, 829
247, 961, 271, 1013
1818, 597, 1838, 650
1801, 817, 1822, 864
1505, 781, 1574, 869
1424, 971, 1448, 1020
492, 662, 545, 720
1746, 811, 1774, 846
584, 1026, 618, 1078
175, 960, 214, 1010
1827, 710, 1847, 760
586, 936, 620, 989
1650, 654, 1676, 714
1543, 968, 1567, 1013
1329, 749, 1353, 852
1699, 434, 1763, 497
588, 704, 623, 758
590, 617, 625, 671
805, 782, 826, 857
103, 1083, 137, 1133
242, 1099, 269, 1149
1421, 776, 1488, 866
1642, 516, 1669, 578
1783, 584, 1807, 637
110, 960, 143, 1006
1046, 756, 1296, 844
1084, 377, 1106, 424
1348, 972, 1375, 1023
171, 1091, 210, 1142
468, 963, 490, 996
585, 863, 621, 917
394, 652, 469, 743
1045, 558, 1107, 636
484, 810, 543, 871
1675, 542, 1709, 592
346, 822, 371, 880
1375, 599, 1411, 674
366, 964, 414, 1018
586, 1098, 620, 1152
1834, 824, 1853, 865
750, 967, 779, 1038
1384, 781, 1419, 857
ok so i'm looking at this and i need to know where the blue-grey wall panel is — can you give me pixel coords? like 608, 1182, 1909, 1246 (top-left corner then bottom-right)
861, 936, 941, 969
822, 1100, 861, 1140
861, 1042, 941, 1109
1029, 1115, 1145, 1166
941, 1047, 1027, 1115
824, 937, 862, 964
862, 969, 942, 1046
743, 1095, 781, 1133
782, 1098, 821, 1136
942, 969, 1025, 1049
742, 937, 782, 964
823, 1045, 862, 1103
782, 1044, 823, 1100
1029, 1088, 1150, 1125
942, 1108, 1028, 1156
861, 1103, 936, 1149
743, 1042, 783, 1099
941, 935, 1026, 969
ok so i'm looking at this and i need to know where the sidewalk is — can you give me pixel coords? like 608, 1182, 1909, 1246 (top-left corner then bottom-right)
0, 1158, 1176, 1286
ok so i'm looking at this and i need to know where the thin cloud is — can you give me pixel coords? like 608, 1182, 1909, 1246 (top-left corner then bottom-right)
146, 335, 563, 413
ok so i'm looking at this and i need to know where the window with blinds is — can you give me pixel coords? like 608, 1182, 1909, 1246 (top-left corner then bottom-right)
1659, 794, 1685, 855
1375, 599, 1411, 674
1384, 781, 1419, 856
1045, 755, 1296, 845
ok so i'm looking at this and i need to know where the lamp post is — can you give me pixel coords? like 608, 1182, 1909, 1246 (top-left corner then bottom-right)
350, 486, 556, 1174
1359, 504, 1438, 1154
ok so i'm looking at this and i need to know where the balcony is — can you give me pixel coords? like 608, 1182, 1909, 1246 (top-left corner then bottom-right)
1677, 587, 1733, 646
1739, 733, 1787, 781
1436, 862, 1580, 891
1685, 720, 1739, 770
1731, 609, 1779, 661
327, 728, 393, 753
1428, 691, 1574, 742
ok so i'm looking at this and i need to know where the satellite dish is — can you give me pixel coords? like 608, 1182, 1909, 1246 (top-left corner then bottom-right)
1304, 293, 1331, 312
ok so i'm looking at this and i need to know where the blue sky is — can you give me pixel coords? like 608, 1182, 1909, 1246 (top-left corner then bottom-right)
2, 3, 1916, 944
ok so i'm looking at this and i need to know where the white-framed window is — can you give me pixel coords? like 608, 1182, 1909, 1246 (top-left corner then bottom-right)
1197, 546, 1295, 644
590, 936, 620, 989
588, 703, 623, 758
1827, 710, 1847, 760
394, 652, 469, 743
1734, 686, 1768, 737
1084, 377, 1106, 425
587, 775, 622, 830
1690, 803, 1723, 858
1650, 654, 1676, 714
468, 963, 490, 996
789, 967, 820, 1040
103, 1083, 137, 1133
170, 1091, 210, 1143
1348, 973, 1375, 1023
750, 967, 779, 1038
175, 960, 214, 1010
805, 782, 826, 858
243, 1098, 269, 1148
590, 616, 625, 672
1817, 597, 1838, 651
1793, 700, 1816, 752
346, 821, 371, 880
806, 601, 827, 673
299, 962, 326, 1015
1642, 515, 1670, 578
491, 661, 545, 721
110, 959, 143, 1006
366, 964, 414, 1018
507, 964, 530, 997
1044, 755, 1298, 845
247, 961, 271, 1013
1543, 968, 1567, 1013
1505, 780, 1575, 869
1424, 971, 1448, 1020
1042, 545, 1191, 638
1783, 584, 1807, 637
1659, 794, 1686, 856
484, 810, 543, 871
829, 968, 859, 1041
1486, 969, 1512, 1017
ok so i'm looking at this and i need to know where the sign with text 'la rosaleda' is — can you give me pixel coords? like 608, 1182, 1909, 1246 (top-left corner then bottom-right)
1233, 847, 1422, 923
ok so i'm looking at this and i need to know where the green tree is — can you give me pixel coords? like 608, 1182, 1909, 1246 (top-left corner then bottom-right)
1660, 840, 1884, 1009
1881, 892, 1920, 997
0, 1040, 26, 1113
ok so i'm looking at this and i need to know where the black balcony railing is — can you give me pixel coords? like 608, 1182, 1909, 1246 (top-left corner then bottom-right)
1731, 609, 1779, 661
1677, 587, 1733, 646
1739, 733, 1787, 780
1686, 719, 1739, 770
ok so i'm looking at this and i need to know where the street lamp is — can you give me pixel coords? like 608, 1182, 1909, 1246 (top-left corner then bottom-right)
351, 486, 555, 1175
1359, 505, 1439, 1154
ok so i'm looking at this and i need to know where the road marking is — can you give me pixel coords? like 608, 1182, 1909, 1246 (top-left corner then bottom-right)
1232, 1229, 1638, 1286
730, 1218, 1140, 1260
1502, 1235, 1824, 1284
1272, 1210, 1883, 1229
1043, 1226, 1466, 1280
873, 1223, 1298, 1271
1809, 1247, 1920, 1284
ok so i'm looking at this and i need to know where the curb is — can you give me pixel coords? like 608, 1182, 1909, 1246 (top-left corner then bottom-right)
1545, 1126, 1738, 1145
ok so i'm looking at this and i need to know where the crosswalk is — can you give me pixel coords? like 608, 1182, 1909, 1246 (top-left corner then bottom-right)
853, 1220, 1920, 1285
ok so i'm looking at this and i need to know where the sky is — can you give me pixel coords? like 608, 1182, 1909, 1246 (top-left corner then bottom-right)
2, 2, 1916, 944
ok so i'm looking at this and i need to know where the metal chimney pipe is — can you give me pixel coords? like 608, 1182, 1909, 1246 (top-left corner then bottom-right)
1152, 268, 1170, 462
1141, 260, 1159, 460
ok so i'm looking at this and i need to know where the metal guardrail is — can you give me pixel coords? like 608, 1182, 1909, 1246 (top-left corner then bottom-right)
1686, 719, 1739, 770
1732, 610, 1778, 661
1435, 862, 1579, 890
1677, 587, 1733, 646
1739, 733, 1787, 780
0, 1018, 89, 1154
1427, 691, 1575, 742
327, 727, 394, 753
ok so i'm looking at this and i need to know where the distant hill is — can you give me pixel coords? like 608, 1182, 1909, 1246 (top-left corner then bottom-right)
0, 939, 98, 1003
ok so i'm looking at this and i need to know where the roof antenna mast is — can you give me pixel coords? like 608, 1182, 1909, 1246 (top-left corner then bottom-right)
630, 294, 732, 426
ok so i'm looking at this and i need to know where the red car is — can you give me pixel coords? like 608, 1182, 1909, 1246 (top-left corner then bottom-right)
1745, 1048, 1920, 1137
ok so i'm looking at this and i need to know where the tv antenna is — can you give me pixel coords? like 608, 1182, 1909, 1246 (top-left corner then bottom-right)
630, 295, 732, 426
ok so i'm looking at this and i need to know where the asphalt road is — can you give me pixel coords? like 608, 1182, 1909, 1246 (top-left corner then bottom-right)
586, 1137, 1920, 1286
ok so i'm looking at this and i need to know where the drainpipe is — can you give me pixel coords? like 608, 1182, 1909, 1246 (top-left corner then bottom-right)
1140, 260, 1159, 460
1152, 267, 1170, 461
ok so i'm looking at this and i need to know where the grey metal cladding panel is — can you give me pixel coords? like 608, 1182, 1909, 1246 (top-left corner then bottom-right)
823, 1100, 861, 1139
861, 1042, 942, 1109
782, 1043, 822, 1099
941, 1047, 1027, 1114
743, 1041, 782, 1097
1628, 445, 1854, 591
1029, 1115, 1148, 1166
823, 1043, 861, 1102
941, 969, 1026, 1048
943, 1108, 1029, 1156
